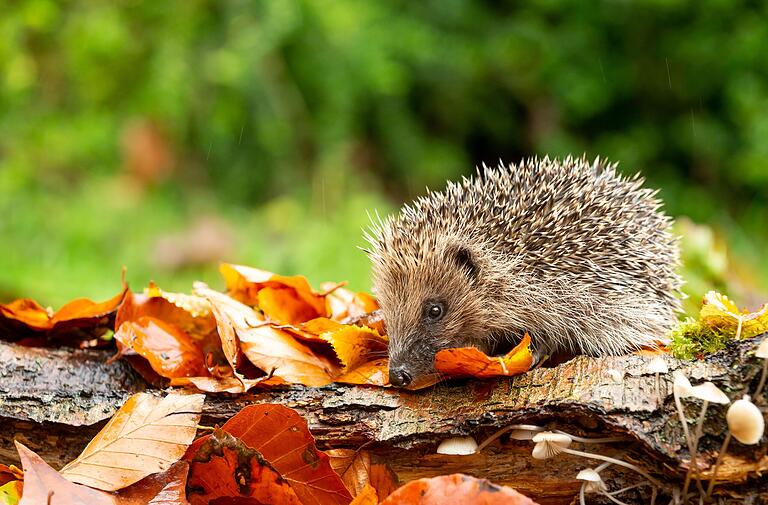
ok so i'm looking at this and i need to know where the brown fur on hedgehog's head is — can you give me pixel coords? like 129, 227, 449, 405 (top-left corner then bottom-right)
365, 224, 498, 387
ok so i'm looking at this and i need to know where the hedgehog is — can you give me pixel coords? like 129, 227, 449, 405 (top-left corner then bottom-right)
365, 156, 682, 387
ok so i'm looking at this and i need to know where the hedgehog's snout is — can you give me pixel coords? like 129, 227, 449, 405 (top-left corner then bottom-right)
389, 365, 412, 387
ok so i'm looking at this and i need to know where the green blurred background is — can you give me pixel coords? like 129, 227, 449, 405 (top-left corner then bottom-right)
1, 0, 767, 315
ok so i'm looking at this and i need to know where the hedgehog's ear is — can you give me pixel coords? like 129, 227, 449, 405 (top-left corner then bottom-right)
450, 244, 478, 280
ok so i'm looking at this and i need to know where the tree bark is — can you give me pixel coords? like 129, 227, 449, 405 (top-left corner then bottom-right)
1, 338, 766, 504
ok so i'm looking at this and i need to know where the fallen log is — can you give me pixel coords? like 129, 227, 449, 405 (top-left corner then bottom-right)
1, 338, 766, 504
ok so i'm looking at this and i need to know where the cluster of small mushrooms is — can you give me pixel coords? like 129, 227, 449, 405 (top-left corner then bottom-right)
434, 338, 768, 505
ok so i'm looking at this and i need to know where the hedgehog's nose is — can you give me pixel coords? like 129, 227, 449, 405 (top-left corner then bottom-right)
389, 366, 412, 387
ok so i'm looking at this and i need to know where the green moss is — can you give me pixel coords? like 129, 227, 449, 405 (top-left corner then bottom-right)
669, 318, 732, 360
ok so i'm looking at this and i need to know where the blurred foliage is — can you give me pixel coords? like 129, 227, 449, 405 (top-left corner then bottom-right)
1, 0, 767, 309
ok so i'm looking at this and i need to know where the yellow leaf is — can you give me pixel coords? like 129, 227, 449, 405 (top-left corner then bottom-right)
699, 291, 768, 339
60, 393, 204, 492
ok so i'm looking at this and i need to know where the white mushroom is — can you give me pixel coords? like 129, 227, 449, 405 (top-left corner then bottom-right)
476, 424, 545, 452
727, 395, 764, 445
531, 432, 661, 487
706, 395, 765, 499
647, 356, 668, 400
576, 468, 606, 493
436, 436, 478, 455
672, 370, 696, 467
683, 381, 730, 499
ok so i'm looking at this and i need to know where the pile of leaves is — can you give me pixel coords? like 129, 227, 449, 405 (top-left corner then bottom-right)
0, 263, 534, 391
0, 392, 538, 505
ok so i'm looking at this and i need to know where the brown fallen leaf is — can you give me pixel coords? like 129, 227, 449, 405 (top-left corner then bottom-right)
220, 263, 327, 322
433, 334, 533, 380
197, 284, 337, 387
284, 318, 388, 371
16, 442, 117, 505
334, 359, 390, 387
185, 429, 302, 505
323, 284, 379, 322
60, 392, 204, 491
0, 278, 127, 340
349, 484, 378, 505
116, 461, 191, 505
188, 404, 353, 505
0, 464, 23, 487
326, 449, 398, 499
113, 317, 207, 378
380, 474, 539, 505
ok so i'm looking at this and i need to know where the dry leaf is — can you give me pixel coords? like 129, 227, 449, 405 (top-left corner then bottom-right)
186, 429, 302, 505
0, 480, 22, 505
115, 461, 190, 505
189, 404, 353, 505
285, 318, 387, 371
60, 392, 204, 491
16, 442, 117, 505
197, 285, 337, 387
380, 474, 539, 505
0, 279, 127, 340
433, 334, 533, 380
326, 449, 398, 499
220, 263, 327, 321
700, 291, 768, 339
0, 465, 23, 487
324, 285, 379, 321
113, 317, 206, 378
335, 359, 390, 386
349, 484, 378, 505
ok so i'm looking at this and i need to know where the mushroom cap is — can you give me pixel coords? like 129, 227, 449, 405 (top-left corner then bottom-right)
531, 432, 572, 460
646, 356, 669, 374
690, 381, 730, 404
576, 468, 607, 493
576, 468, 602, 482
436, 436, 478, 455
726, 396, 765, 445
757, 338, 768, 359
673, 370, 694, 397
509, 429, 541, 441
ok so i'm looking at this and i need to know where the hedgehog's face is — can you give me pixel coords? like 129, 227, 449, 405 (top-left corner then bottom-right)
372, 243, 487, 388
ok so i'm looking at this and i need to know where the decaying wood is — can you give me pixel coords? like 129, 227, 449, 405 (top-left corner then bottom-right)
1, 337, 767, 504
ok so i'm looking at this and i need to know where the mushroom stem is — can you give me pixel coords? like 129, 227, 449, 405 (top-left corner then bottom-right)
674, 388, 696, 463
476, 424, 544, 452
705, 433, 731, 500
683, 400, 710, 499
579, 484, 586, 505
754, 359, 768, 398
560, 447, 662, 488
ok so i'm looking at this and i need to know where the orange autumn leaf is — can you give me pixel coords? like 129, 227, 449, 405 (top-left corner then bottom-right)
114, 461, 190, 505
335, 359, 390, 386
169, 374, 283, 393
326, 449, 398, 500
113, 317, 206, 378
16, 442, 117, 505
198, 285, 337, 387
285, 318, 387, 371
380, 474, 539, 505
185, 430, 302, 505
258, 286, 321, 325
189, 404, 353, 505
323, 284, 379, 322
433, 334, 533, 380
349, 484, 378, 505
220, 263, 327, 321
60, 392, 204, 491
0, 464, 23, 487
0, 279, 127, 339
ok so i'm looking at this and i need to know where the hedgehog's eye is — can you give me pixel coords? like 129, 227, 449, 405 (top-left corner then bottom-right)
425, 302, 445, 321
